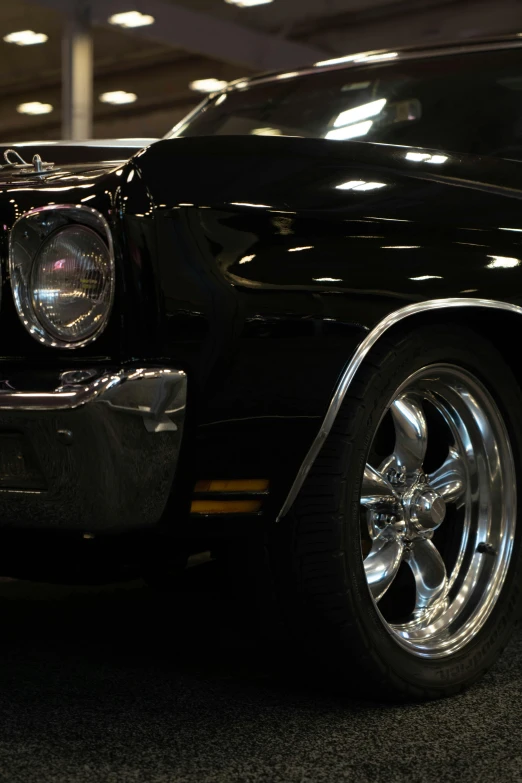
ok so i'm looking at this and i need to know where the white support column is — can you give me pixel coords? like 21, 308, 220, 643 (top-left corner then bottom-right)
62, 2, 93, 140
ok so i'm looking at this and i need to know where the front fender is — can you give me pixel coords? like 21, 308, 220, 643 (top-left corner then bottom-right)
120, 136, 522, 519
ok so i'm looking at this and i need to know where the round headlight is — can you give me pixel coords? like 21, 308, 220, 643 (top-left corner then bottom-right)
31, 225, 114, 343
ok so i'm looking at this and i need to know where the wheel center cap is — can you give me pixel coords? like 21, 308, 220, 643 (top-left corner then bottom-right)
401, 480, 446, 534
413, 490, 446, 530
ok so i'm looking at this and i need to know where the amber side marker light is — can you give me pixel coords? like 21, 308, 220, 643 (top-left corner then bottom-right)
191, 479, 269, 514
191, 500, 262, 514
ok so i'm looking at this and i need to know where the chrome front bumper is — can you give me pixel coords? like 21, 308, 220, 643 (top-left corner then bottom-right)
0, 367, 187, 533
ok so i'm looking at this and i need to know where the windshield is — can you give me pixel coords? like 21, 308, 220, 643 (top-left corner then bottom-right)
171, 48, 522, 159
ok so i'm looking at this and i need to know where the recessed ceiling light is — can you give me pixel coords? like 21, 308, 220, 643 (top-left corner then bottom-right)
336, 180, 387, 191
486, 255, 521, 269
190, 78, 228, 93
99, 90, 137, 105
325, 120, 373, 140
405, 151, 448, 164
225, 0, 273, 6
4, 30, 48, 46
108, 11, 155, 28
251, 127, 281, 136
405, 151, 431, 162
17, 101, 53, 115
334, 99, 386, 128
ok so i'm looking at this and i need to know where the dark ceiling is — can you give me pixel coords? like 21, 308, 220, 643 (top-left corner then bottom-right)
0, 0, 520, 142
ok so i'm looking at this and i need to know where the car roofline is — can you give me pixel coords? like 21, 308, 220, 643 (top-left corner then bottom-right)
165, 35, 522, 139
225, 35, 522, 91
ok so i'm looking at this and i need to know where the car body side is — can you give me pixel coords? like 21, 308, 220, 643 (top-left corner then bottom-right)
118, 135, 522, 530
2, 116, 522, 542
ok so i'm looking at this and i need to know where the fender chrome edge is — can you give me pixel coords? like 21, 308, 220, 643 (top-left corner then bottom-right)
277, 297, 522, 521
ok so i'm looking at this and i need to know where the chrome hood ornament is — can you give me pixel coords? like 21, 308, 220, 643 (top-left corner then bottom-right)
3, 148, 55, 176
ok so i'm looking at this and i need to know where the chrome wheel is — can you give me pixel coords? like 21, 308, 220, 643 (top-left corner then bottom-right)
360, 364, 516, 658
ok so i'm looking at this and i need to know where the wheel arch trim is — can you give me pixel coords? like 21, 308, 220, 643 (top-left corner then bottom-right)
277, 297, 522, 521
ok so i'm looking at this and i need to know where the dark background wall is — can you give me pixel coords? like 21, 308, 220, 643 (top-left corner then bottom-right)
1, 0, 520, 141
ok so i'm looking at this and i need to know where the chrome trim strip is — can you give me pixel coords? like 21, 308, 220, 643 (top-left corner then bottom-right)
166, 98, 211, 139
5, 139, 158, 148
0, 367, 186, 414
277, 298, 522, 521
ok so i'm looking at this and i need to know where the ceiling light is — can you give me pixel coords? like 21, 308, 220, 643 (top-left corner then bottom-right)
406, 151, 448, 164
486, 255, 521, 269
99, 90, 137, 105
251, 127, 281, 136
336, 180, 386, 192
190, 78, 228, 93
499, 227, 522, 232
225, 0, 274, 6
230, 202, 272, 208
288, 246, 313, 252
4, 30, 48, 46
410, 275, 443, 281
325, 120, 373, 140
406, 151, 431, 162
366, 216, 410, 222
314, 277, 342, 282
108, 11, 155, 28
334, 98, 386, 128
17, 101, 53, 115
337, 180, 364, 190
352, 182, 387, 191
276, 72, 299, 80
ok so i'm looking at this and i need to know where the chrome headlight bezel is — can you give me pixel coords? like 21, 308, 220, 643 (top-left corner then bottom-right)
9, 205, 115, 349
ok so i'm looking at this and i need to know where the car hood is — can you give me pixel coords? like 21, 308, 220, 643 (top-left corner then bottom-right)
0, 139, 157, 185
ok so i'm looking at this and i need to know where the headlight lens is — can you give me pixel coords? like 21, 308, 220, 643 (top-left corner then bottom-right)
31, 225, 114, 342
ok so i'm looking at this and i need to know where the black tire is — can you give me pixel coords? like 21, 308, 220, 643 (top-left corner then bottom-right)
274, 324, 522, 701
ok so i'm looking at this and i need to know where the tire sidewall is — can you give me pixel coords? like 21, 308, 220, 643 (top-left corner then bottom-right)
321, 326, 522, 696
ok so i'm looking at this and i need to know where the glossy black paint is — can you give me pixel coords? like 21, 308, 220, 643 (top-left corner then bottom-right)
120, 136, 522, 519
4, 125, 522, 530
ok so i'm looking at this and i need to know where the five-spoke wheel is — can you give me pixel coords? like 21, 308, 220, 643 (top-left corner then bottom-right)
360, 364, 516, 657
280, 325, 522, 699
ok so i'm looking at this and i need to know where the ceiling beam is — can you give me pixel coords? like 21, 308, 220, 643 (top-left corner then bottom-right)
31, 0, 326, 71
292, 0, 475, 37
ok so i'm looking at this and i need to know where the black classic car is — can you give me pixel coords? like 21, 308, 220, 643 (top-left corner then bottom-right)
2, 36, 522, 700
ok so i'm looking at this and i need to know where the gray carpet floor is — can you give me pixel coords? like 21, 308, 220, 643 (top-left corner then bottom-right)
0, 561, 521, 783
